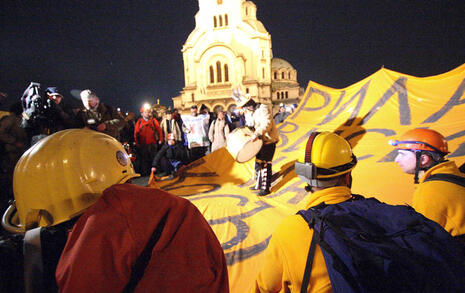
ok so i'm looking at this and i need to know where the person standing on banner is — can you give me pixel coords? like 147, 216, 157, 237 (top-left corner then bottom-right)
181, 105, 210, 162
390, 128, 465, 239
233, 91, 279, 196
134, 103, 163, 176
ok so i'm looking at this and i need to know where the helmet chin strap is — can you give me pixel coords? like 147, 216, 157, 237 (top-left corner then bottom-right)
414, 151, 421, 184
305, 178, 340, 192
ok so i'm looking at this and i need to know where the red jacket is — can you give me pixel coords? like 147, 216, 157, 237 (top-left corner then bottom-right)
134, 118, 163, 145
56, 184, 229, 292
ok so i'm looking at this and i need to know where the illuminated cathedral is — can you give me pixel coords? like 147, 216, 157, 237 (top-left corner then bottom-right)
172, 0, 301, 112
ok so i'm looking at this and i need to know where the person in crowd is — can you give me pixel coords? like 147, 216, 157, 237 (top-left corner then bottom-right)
134, 104, 163, 176
45, 87, 75, 133
251, 132, 358, 292
76, 89, 125, 140
173, 108, 187, 146
160, 109, 182, 144
200, 104, 214, 127
236, 108, 247, 127
151, 133, 188, 178
0, 102, 28, 211
225, 110, 237, 131
119, 111, 136, 145
390, 128, 465, 237
273, 105, 290, 124
1, 129, 229, 292
234, 93, 279, 196
208, 110, 230, 152
182, 105, 210, 162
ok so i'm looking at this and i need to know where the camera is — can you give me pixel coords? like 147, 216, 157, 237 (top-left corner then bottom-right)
20, 82, 54, 134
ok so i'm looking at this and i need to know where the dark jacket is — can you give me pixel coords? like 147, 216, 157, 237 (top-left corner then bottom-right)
75, 103, 125, 140
152, 142, 188, 168
49, 102, 76, 133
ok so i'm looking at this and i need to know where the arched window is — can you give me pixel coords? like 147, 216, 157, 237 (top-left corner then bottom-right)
224, 64, 229, 82
286, 91, 289, 99
288, 72, 291, 79
216, 61, 222, 83
246, 7, 248, 15
219, 15, 223, 26
209, 66, 214, 83
225, 14, 228, 26
213, 16, 217, 28
274, 72, 277, 79
277, 92, 280, 99
262, 68, 265, 79
281, 72, 285, 79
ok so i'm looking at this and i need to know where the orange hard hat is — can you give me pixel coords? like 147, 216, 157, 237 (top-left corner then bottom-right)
389, 128, 448, 154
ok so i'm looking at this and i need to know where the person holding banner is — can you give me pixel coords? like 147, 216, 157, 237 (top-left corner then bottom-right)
252, 131, 465, 293
250, 132, 358, 292
390, 128, 465, 238
233, 92, 279, 196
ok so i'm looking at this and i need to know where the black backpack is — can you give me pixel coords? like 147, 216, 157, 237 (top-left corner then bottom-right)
298, 195, 465, 293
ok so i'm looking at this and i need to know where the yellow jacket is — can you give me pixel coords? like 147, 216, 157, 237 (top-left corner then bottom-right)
250, 186, 352, 293
413, 160, 465, 236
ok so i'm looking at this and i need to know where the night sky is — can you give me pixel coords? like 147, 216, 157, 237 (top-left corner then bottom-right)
1, 0, 464, 112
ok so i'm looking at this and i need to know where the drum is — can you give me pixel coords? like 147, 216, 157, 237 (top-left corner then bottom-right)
226, 127, 263, 163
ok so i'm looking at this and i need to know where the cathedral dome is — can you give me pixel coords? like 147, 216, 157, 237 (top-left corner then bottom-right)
271, 58, 295, 70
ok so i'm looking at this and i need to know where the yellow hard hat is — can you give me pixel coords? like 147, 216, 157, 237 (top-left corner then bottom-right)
2, 129, 139, 233
295, 132, 357, 187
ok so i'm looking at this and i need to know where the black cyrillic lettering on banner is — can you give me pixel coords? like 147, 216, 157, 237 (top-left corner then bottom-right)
277, 121, 299, 148
318, 81, 370, 126
359, 77, 411, 126
282, 128, 317, 153
446, 130, 465, 158
293, 87, 330, 117
422, 78, 465, 123
377, 149, 398, 162
191, 195, 272, 265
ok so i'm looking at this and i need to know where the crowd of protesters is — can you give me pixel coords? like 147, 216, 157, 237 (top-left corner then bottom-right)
0, 85, 296, 214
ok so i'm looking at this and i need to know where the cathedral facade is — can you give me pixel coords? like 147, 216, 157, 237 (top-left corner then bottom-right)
172, 0, 300, 113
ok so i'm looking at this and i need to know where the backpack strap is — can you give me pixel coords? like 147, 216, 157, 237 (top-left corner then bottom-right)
424, 173, 465, 188
122, 213, 168, 292
298, 202, 363, 292
301, 218, 319, 293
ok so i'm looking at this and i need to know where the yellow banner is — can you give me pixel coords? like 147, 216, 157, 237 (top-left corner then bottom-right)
149, 64, 465, 292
